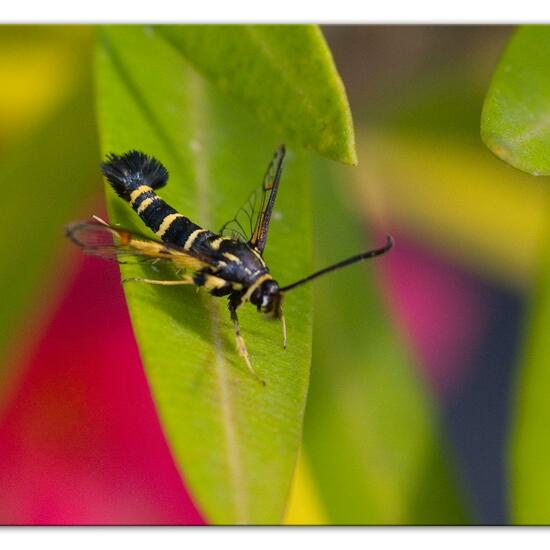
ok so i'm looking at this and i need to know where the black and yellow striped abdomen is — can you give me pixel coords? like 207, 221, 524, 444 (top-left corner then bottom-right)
128, 183, 213, 248
101, 150, 214, 249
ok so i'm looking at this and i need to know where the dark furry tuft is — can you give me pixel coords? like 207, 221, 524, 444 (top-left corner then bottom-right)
100, 150, 169, 201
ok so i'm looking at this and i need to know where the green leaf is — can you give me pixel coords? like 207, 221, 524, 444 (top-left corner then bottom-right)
480, 24, 550, 522
303, 160, 468, 524
96, 25, 314, 524
511, 227, 550, 524
0, 71, 98, 403
481, 26, 550, 175
155, 24, 357, 166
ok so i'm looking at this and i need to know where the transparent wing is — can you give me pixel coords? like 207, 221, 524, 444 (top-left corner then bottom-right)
220, 145, 286, 254
219, 189, 258, 243
65, 220, 211, 271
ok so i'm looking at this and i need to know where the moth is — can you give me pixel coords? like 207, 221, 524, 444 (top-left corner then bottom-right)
66, 146, 393, 384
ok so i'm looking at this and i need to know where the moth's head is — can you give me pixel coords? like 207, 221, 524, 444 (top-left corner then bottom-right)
250, 279, 281, 314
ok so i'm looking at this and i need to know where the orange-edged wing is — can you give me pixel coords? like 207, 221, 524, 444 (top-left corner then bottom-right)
65, 220, 212, 272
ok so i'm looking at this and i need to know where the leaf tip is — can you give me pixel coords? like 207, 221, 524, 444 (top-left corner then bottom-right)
319, 125, 357, 166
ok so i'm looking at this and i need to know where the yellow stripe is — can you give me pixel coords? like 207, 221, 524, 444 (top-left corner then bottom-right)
210, 236, 229, 250
203, 274, 229, 290
250, 246, 267, 268
203, 275, 242, 292
250, 247, 265, 263
136, 196, 157, 214
155, 213, 184, 238
184, 228, 207, 251
223, 252, 241, 263
129, 185, 152, 205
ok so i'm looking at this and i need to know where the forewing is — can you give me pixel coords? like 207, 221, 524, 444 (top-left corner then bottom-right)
220, 145, 286, 254
219, 189, 259, 243
65, 220, 210, 271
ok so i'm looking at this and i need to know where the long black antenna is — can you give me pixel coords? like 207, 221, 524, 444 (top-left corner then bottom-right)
280, 235, 394, 293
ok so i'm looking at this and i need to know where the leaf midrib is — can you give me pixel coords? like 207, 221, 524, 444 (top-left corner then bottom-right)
105, 27, 249, 523
185, 70, 248, 523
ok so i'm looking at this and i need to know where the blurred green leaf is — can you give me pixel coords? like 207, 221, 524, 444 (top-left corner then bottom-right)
96, 25, 315, 524
156, 25, 357, 166
303, 160, 468, 524
511, 214, 550, 524
505, 25, 550, 516
0, 71, 98, 402
367, 69, 489, 142
481, 26, 550, 175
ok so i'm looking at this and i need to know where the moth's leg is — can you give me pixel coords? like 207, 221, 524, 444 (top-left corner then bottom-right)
274, 295, 287, 350
228, 295, 265, 385
279, 308, 287, 350
122, 275, 194, 285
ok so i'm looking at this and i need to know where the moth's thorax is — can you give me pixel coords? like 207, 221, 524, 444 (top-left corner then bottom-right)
196, 235, 269, 286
